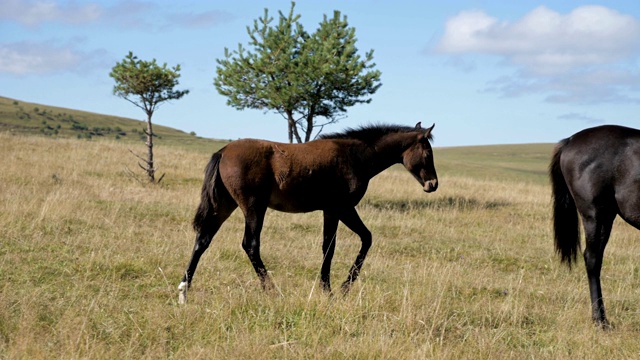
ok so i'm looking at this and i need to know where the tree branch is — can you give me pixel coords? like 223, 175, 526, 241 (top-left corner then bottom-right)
129, 149, 150, 165
124, 166, 144, 184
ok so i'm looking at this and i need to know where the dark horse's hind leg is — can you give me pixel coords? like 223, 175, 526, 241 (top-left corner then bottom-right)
582, 212, 615, 327
339, 207, 372, 294
241, 206, 274, 290
178, 203, 237, 304
320, 212, 339, 292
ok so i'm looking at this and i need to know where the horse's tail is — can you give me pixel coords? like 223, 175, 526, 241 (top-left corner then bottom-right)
549, 138, 580, 267
193, 149, 225, 233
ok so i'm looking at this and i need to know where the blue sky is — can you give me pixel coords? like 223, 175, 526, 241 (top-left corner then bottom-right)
1, 0, 639, 147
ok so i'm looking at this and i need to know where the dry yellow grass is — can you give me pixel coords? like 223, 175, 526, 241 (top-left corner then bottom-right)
2, 133, 640, 359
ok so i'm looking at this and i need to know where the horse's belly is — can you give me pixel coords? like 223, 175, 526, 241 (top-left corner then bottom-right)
268, 194, 319, 213
268, 177, 361, 213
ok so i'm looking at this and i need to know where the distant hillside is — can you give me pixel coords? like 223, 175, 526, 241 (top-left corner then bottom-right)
0, 96, 227, 153
435, 143, 554, 186
0, 96, 557, 185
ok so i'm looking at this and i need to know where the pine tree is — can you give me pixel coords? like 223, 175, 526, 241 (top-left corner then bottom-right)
214, 2, 381, 143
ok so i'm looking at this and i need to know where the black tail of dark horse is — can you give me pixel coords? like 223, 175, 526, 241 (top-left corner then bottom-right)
193, 150, 224, 233
549, 139, 581, 267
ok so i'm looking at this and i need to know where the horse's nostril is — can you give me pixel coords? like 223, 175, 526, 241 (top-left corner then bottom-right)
423, 180, 438, 193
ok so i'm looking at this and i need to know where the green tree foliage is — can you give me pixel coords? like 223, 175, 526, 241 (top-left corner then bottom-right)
110, 52, 189, 182
214, 2, 382, 143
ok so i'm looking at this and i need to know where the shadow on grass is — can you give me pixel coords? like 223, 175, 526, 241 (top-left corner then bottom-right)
361, 195, 509, 213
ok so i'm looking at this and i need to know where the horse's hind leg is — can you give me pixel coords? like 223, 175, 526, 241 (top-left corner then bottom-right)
178, 203, 237, 304
582, 212, 615, 327
240, 205, 273, 290
338, 207, 372, 294
320, 212, 339, 292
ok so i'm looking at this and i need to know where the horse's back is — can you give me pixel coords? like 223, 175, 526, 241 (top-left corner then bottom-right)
217, 138, 367, 213
560, 125, 640, 170
220, 138, 345, 179
566, 125, 640, 146
560, 125, 640, 221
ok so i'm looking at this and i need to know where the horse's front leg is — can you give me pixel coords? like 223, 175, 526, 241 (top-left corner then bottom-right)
338, 207, 372, 294
320, 212, 339, 292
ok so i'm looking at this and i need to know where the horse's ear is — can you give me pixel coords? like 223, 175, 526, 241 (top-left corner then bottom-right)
419, 123, 435, 142
415, 122, 422, 130
425, 123, 435, 135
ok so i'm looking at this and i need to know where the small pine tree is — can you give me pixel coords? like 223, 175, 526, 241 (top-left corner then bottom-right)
110, 52, 189, 182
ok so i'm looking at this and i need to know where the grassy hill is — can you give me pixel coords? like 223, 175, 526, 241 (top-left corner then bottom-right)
0, 96, 226, 153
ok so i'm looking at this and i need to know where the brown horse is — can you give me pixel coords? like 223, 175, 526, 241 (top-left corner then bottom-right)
550, 124, 640, 327
178, 122, 438, 304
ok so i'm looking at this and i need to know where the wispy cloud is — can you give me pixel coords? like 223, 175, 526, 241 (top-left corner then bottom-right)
483, 68, 640, 104
1, 0, 102, 27
558, 113, 605, 125
443, 56, 476, 73
435, 5, 640, 104
1, 0, 234, 30
0, 1, 235, 75
167, 10, 235, 29
0, 40, 108, 75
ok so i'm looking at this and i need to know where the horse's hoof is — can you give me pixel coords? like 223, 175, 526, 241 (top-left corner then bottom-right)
178, 282, 188, 305
260, 275, 275, 292
340, 282, 351, 295
596, 319, 613, 331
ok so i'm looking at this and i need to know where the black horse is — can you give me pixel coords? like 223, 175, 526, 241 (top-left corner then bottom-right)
550, 124, 640, 327
178, 123, 438, 304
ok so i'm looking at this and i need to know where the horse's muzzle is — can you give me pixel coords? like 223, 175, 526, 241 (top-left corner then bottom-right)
423, 179, 438, 193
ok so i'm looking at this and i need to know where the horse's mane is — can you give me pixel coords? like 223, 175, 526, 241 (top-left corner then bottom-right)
319, 123, 432, 146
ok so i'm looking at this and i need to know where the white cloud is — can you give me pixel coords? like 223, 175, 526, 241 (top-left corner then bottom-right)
0, 41, 107, 75
435, 5, 640, 104
0, 0, 102, 26
436, 5, 640, 75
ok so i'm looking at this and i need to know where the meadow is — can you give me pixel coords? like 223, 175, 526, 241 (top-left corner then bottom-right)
2, 132, 640, 359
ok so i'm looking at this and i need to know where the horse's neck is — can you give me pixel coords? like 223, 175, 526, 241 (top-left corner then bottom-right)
366, 133, 414, 176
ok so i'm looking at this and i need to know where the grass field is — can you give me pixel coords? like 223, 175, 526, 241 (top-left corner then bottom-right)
2, 130, 640, 359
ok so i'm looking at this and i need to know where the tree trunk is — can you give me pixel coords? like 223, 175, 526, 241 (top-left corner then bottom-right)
145, 112, 155, 182
286, 111, 303, 144
304, 114, 314, 143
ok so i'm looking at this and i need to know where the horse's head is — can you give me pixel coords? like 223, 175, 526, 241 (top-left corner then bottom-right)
402, 122, 438, 193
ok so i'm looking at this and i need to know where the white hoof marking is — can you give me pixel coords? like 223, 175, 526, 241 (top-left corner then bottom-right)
178, 281, 188, 304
